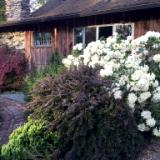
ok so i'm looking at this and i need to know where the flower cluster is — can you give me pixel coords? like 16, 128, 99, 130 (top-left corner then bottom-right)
73, 43, 84, 51
62, 55, 80, 68
62, 43, 84, 68
138, 110, 156, 132
62, 31, 160, 137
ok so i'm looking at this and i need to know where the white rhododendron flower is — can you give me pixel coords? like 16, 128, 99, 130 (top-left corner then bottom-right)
128, 93, 137, 109
153, 80, 159, 88
153, 54, 160, 63
153, 128, 160, 137
100, 65, 113, 77
100, 68, 113, 77
73, 43, 83, 51
147, 31, 160, 38
136, 78, 150, 91
100, 69, 107, 77
62, 54, 82, 68
67, 55, 75, 60
62, 58, 72, 68
62, 31, 160, 136
138, 92, 151, 103
146, 118, 156, 127
119, 75, 129, 86
114, 90, 122, 100
128, 56, 141, 68
131, 70, 143, 81
152, 92, 160, 103
138, 123, 149, 132
141, 111, 152, 120
152, 87, 160, 103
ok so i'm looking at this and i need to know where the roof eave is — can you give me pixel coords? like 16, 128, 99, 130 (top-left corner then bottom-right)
0, 4, 160, 32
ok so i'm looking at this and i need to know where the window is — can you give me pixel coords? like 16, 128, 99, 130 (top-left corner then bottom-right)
73, 23, 134, 46
74, 28, 84, 45
99, 26, 113, 40
33, 32, 51, 47
115, 24, 133, 39
85, 27, 96, 45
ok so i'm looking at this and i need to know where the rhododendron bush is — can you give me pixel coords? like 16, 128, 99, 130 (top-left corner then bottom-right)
0, 47, 26, 90
62, 31, 160, 137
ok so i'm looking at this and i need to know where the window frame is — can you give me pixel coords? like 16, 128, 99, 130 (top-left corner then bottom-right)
97, 24, 114, 40
73, 23, 134, 46
85, 26, 97, 45
113, 23, 135, 39
73, 27, 85, 47
32, 31, 52, 48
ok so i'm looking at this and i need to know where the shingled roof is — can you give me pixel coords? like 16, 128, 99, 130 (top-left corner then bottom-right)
31, 0, 160, 19
0, 0, 160, 31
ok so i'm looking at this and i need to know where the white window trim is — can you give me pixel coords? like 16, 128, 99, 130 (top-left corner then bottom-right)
96, 27, 99, 41
82, 27, 86, 46
73, 23, 135, 46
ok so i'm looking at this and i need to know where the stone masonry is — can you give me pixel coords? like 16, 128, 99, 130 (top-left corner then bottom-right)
5, 0, 30, 21
0, 0, 30, 50
0, 32, 25, 50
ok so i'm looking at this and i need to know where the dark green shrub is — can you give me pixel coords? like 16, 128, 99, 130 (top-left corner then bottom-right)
1, 66, 144, 160
1, 118, 62, 160
28, 66, 144, 160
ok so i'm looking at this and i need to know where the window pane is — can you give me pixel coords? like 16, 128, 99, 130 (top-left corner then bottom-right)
99, 26, 113, 40
115, 24, 133, 39
74, 28, 83, 45
85, 27, 96, 45
34, 32, 51, 46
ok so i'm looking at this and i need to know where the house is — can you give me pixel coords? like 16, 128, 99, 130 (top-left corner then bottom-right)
0, 0, 160, 70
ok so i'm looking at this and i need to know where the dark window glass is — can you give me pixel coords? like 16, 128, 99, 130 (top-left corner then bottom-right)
74, 28, 83, 45
34, 32, 51, 46
116, 24, 132, 39
85, 27, 96, 45
99, 26, 113, 40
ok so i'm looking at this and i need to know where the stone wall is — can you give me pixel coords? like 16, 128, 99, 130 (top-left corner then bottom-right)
0, 32, 25, 50
0, 0, 30, 50
5, 0, 30, 21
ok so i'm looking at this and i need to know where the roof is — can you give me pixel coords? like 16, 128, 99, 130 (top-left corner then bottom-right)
1, 0, 160, 32
31, 0, 160, 19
